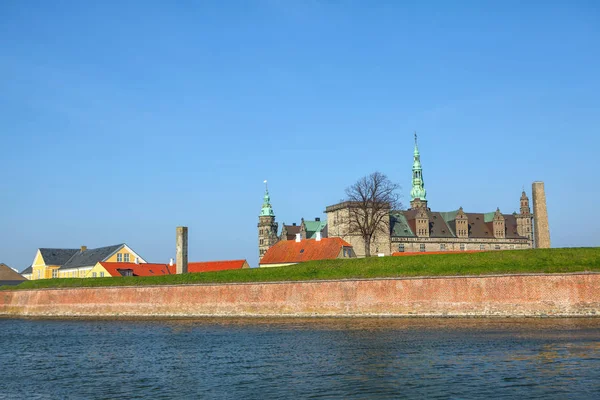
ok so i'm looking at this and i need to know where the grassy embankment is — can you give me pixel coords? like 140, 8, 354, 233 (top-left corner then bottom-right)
2, 247, 599, 291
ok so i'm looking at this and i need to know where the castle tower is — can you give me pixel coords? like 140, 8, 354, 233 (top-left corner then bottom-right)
532, 181, 550, 248
258, 180, 279, 259
410, 132, 428, 210
516, 190, 534, 245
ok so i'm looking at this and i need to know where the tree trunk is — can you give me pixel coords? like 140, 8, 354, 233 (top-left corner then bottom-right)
364, 236, 371, 257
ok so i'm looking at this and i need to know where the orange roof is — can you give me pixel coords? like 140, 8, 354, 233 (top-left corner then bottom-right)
98, 262, 175, 277
188, 259, 248, 273
391, 250, 485, 256
260, 237, 352, 265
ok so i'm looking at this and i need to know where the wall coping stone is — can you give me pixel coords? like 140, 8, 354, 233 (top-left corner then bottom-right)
3, 271, 599, 293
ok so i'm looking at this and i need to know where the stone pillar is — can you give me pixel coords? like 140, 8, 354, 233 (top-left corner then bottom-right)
532, 182, 550, 248
176, 226, 188, 274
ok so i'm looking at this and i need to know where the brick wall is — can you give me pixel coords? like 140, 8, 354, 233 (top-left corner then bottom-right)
2, 273, 599, 317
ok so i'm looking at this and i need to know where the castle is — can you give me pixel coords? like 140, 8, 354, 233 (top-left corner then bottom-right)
258, 135, 550, 259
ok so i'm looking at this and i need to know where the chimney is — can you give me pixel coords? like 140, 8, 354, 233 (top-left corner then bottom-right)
532, 181, 550, 248
81, 246, 87, 252
176, 226, 188, 274
169, 258, 174, 266
315, 217, 320, 221
316, 232, 322, 241
295, 233, 301, 242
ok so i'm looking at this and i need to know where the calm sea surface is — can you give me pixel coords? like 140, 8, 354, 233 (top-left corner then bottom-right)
1, 318, 599, 399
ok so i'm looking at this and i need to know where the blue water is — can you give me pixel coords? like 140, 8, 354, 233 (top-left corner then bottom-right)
1, 318, 599, 399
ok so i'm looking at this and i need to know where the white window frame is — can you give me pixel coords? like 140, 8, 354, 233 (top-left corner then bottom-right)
117, 253, 123, 262
124, 253, 130, 263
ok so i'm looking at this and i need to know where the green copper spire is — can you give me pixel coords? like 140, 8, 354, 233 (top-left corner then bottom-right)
260, 180, 275, 217
410, 132, 427, 201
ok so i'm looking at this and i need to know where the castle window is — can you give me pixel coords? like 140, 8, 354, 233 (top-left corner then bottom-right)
495, 245, 501, 250
420, 244, 426, 252
260, 239, 264, 245
480, 244, 485, 251
460, 244, 466, 251
398, 244, 405, 252
124, 254, 130, 263
440, 244, 446, 251
117, 253, 123, 262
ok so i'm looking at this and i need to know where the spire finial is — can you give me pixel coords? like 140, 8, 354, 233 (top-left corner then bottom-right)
260, 180, 275, 217
414, 131, 417, 146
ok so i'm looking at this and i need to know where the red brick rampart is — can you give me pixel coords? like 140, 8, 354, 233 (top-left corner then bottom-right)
1, 273, 599, 317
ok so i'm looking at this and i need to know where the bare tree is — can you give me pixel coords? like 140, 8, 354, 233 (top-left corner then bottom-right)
344, 172, 401, 257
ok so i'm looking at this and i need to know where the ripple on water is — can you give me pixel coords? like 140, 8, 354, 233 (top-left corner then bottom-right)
0, 318, 600, 399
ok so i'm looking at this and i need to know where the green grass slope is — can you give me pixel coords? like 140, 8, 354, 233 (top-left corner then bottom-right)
2, 247, 599, 291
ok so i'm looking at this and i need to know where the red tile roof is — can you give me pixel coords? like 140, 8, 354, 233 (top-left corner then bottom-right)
188, 259, 248, 273
260, 237, 352, 265
98, 262, 175, 277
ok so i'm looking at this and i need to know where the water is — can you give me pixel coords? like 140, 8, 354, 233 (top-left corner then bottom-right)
1, 318, 599, 399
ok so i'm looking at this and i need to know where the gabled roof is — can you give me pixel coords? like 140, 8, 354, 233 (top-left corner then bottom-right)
20, 266, 32, 275
260, 237, 352, 265
303, 220, 327, 239
61, 244, 124, 269
504, 214, 524, 238
0, 263, 26, 281
39, 248, 79, 266
188, 259, 248, 273
390, 212, 414, 237
402, 209, 455, 238
393, 209, 529, 240
98, 262, 174, 277
282, 224, 301, 240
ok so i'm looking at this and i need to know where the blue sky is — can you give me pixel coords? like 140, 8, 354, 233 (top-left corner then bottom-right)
1, 1, 599, 270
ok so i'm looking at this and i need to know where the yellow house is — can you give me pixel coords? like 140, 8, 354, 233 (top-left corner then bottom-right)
20, 266, 33, 280
28, 244, 146, 280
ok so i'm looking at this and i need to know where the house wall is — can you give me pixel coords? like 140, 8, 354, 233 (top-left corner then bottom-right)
105, 247, 138, 263
326, 207, 392, 257
85, 263, 111, 278
392, 238, 531, 253
58, 269, 88, 278
259, 262, 298, 268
